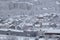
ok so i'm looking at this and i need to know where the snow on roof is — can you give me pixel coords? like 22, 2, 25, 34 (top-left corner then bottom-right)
42, 7, 48, 10
25, 23, 33, 26
44, 13, 50, 16
42, 22, 50, 25
34, 0, 38, 1
39, 38, 45, 40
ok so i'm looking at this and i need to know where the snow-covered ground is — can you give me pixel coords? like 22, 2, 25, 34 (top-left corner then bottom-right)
0, 35, 35, 40
0, 35, 58, 40
41, 28, 60, 33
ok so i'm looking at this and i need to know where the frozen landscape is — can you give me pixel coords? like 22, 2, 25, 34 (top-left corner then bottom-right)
0, 0, 60, 40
